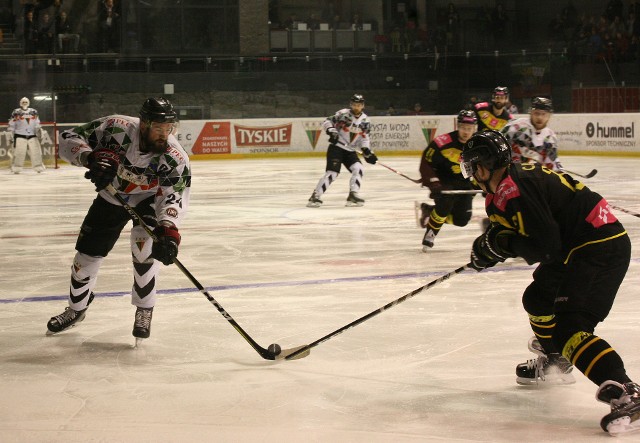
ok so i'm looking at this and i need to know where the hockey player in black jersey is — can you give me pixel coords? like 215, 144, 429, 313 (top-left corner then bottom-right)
417, 110, 478, 251
473, 86, 513, 132
460, 130, 639, 436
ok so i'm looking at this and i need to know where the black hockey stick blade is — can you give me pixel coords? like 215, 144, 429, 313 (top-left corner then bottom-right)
285, 264, 470, 360
561, 168, 598, 179
104, 185, 309, 362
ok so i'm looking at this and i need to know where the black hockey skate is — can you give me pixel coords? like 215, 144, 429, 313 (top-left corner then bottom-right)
597, 380, 640, 435
307, 192, 323, 208
417, 202, 433, 228
46, 292, 95, 335
516, 337, 575, 385
133, 307, 153, 339
346, 191, 364, 207
422, 229, 436, 252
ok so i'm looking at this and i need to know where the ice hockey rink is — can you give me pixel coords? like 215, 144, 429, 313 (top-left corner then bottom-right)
2, 155, 639, 443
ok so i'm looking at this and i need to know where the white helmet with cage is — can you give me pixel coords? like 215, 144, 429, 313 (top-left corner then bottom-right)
20, 97, 30, 110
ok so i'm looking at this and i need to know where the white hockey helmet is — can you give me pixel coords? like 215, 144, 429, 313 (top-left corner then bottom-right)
20, 97, 30, 109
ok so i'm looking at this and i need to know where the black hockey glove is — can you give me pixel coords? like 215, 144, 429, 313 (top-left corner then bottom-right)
426, 177, 444, 198
469, 224, 517, 272
151, 225, 181, 266
84, 148, 120, 191
326, 127, 340, 144
362, 147, 378, 165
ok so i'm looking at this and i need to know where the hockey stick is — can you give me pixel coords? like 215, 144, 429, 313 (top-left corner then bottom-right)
560, 168, 598, 179
105, 184, 309, 361
285, 264, 471, 360
611, 205, 640, 219
354, 149, 422, 184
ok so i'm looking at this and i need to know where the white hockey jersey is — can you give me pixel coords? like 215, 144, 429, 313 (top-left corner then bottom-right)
59, 115, 191, 227
322, 108, 371, 151
8, 107, 41, 137
501, 117, 561, 172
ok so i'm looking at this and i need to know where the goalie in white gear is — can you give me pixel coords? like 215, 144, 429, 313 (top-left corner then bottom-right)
307, 94, 377, 207
8, 97, 45, 174
501, 97, 563, 172
46, 97, 191, 342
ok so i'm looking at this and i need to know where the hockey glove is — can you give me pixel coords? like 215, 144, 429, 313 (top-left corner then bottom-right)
427, 177, 443, 198
326, 127, 340, 144
362, 147, 378, 165
151, 225, 181, 266
84, 149, 120, 191
469, 225, 517, 272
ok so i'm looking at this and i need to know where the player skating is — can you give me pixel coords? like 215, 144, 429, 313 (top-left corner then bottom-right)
46, 97, 191, 343
416, 110, 479, 251
460, 130, 639, 435
473, 86, 513, 132
7, 97, 45, 174
501, 97, 563, 171
307, 94, 377, 207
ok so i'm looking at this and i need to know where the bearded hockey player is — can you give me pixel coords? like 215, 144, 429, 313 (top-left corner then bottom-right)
307, 94, 377, 207
461, 130, 639, 436
417, 110, 478, 251
8, 97, 45, 174
473, 86, 513, 132
46, 97, 191, 342
501, 96, 562, 171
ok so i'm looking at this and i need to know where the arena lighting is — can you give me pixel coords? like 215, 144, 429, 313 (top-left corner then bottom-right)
522, 49, 526, 56
33, 94, 53, 101
494, 50, 499, 57
403, 53, 408, 60
371, 54, 376, 61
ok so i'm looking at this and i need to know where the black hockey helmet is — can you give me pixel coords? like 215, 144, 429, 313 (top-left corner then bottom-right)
492, 86, 509, 98
460, 130, 512, 180
139, 97, 178, 124
350, 94, 365, 104
457, 109, 477, 125
530, 97, 554, 112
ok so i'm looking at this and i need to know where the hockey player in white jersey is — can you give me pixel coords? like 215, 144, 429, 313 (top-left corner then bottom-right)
7, 97, 45, 174
46, 97, 191, 341
307, 94, 377, 207
501, 97, 563, 172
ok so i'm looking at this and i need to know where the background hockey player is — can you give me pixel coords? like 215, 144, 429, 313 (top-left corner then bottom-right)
307, 94, 377, 207
501, 96, 563, 172
460, 130, 639, 436
473, 86, 513, 132
7, 97, 45, 174
417, 109, 478, 251
47, 97, 191, 342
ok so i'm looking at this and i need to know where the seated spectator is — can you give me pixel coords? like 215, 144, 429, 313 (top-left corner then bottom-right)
23, 10, 38, 54
38, 11, 54, 53
306, 13, 320, 30
407, 102, 427, 115
98, 0, 120, 52
56, 10, 79, 52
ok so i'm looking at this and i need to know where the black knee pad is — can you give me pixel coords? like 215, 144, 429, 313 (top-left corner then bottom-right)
521, 280, 555, 315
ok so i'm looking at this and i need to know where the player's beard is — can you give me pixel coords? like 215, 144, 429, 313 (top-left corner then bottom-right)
141, 128, 169, 154
492, 101, 505, 110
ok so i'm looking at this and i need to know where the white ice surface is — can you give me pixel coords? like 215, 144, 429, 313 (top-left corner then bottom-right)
1, 156, 639, 442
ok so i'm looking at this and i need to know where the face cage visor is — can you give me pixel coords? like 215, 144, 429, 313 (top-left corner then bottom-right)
460, 160, 476, 180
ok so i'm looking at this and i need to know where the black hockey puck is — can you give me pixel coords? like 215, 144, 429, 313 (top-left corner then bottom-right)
268, 343, 282, 356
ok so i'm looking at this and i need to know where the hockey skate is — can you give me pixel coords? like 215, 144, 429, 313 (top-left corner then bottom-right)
515, 337, 575, 385
597, 380, 640, 435
346, 191, 364, 207
133, 307, 153, 342
307, 192, 323, 208
422, 229, 436, 252
46, 292, 95, 335
414, 202, 433, 228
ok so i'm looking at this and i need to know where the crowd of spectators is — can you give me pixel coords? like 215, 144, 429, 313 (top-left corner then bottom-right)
552, 0, 640, 63
17, 0, 119, 54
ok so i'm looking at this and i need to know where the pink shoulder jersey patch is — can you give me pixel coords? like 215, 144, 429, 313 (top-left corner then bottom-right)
491, 176, 520, 211
585, 199, 618, 227
434, 133, 452, 147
